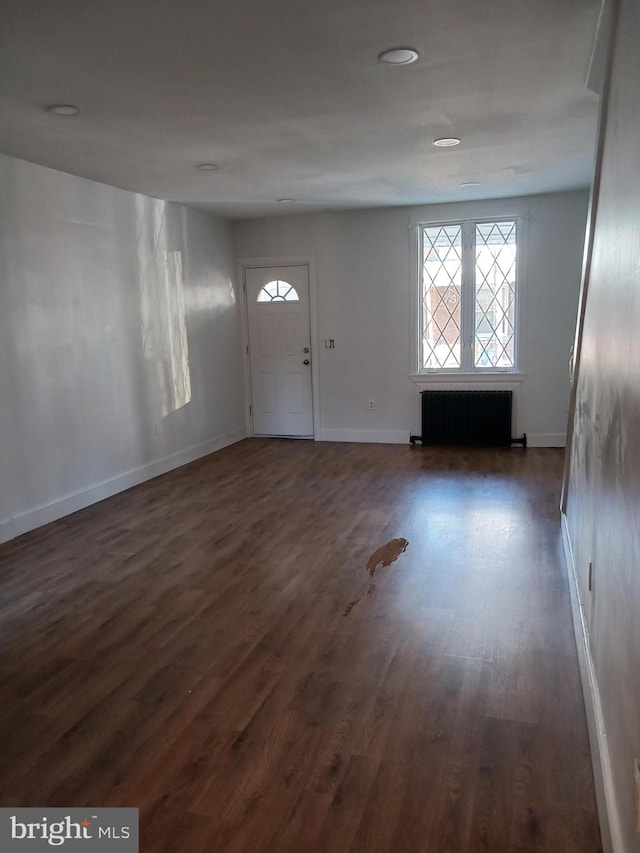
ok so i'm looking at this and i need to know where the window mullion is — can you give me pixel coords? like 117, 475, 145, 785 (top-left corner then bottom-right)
461, 221, 475, 370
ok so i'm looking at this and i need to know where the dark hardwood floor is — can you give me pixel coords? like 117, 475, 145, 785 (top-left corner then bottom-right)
0, 439, 601, 852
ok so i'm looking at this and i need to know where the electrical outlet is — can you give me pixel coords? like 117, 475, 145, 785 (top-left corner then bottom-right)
368, 399, 374, 410
324, 339, 335, 349
634, 758, 640, 832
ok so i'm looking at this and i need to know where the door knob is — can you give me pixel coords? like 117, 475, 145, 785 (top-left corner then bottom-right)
303, 359, 310, 365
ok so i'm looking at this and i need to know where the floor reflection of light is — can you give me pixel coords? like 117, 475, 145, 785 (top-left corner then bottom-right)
400, 473, 531, 569
136, 197, 191, 417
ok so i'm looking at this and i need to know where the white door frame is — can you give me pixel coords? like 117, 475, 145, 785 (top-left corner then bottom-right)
237, 254, 320, 439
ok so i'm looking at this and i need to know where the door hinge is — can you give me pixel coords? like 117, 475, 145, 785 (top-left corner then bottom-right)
246, 344, 249, 355
243, 278, 246, 293
249, 404, 252, 415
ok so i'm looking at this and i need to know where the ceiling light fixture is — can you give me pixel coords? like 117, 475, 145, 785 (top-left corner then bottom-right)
433, 137, 461, 147
378, 48, 419, 65
196, 163, 219, 171
47, 104, 80, 116
460, 181, 480, 187
277, 198, 295, 203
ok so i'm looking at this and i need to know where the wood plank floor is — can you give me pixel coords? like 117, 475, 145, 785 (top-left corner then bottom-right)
0, 439, 601, 852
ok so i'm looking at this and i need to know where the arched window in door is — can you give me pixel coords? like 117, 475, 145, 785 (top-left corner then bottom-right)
256, 280, 300, 302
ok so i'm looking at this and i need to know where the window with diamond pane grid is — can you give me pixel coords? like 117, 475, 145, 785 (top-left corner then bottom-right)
474, 221, 516, 368
421, 224, 462, 368
418, 218, 519, 373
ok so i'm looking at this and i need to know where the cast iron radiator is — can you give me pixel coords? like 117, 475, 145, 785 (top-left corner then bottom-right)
410, 390, 526, 447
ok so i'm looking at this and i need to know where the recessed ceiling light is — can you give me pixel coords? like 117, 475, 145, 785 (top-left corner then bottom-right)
433, 137, 461, 147
277, 198, 295, 203
460, 181, 480, 187
378, 48, 419, 65
196, 163, 219, 171
47, 104, 80, 116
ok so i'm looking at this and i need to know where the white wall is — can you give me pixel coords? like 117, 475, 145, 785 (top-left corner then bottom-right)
235, 191, 588, 446
564, 0, 640, 849
0, 154, 246, 544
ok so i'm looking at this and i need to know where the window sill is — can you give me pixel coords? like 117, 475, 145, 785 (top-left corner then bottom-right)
409, 371, 526, 385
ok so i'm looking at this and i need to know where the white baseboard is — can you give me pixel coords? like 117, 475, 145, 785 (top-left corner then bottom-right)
0, 517, 14, 545
561, 513, 622, 853
526, 432, 566, 447
316, 428, 409, 445
315, 428, 565, 448
4, 428, 247, 544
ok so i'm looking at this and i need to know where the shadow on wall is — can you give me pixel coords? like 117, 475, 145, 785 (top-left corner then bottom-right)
135, 196, 192, 418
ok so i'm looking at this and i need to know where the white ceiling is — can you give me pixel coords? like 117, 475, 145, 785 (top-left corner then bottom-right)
0, 0, 601, 219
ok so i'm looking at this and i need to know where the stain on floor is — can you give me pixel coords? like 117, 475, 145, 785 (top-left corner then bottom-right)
366, 537, 409, 577
343, 537, 409, 616
343, 597, 362, 616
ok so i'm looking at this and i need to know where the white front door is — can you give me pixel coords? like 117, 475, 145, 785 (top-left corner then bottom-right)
245, 265, 313, 437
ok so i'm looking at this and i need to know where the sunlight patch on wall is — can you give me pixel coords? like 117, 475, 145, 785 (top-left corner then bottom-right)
135, 197, 192, 416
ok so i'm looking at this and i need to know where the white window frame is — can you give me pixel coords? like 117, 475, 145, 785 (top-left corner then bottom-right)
409, 215, 527, 383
